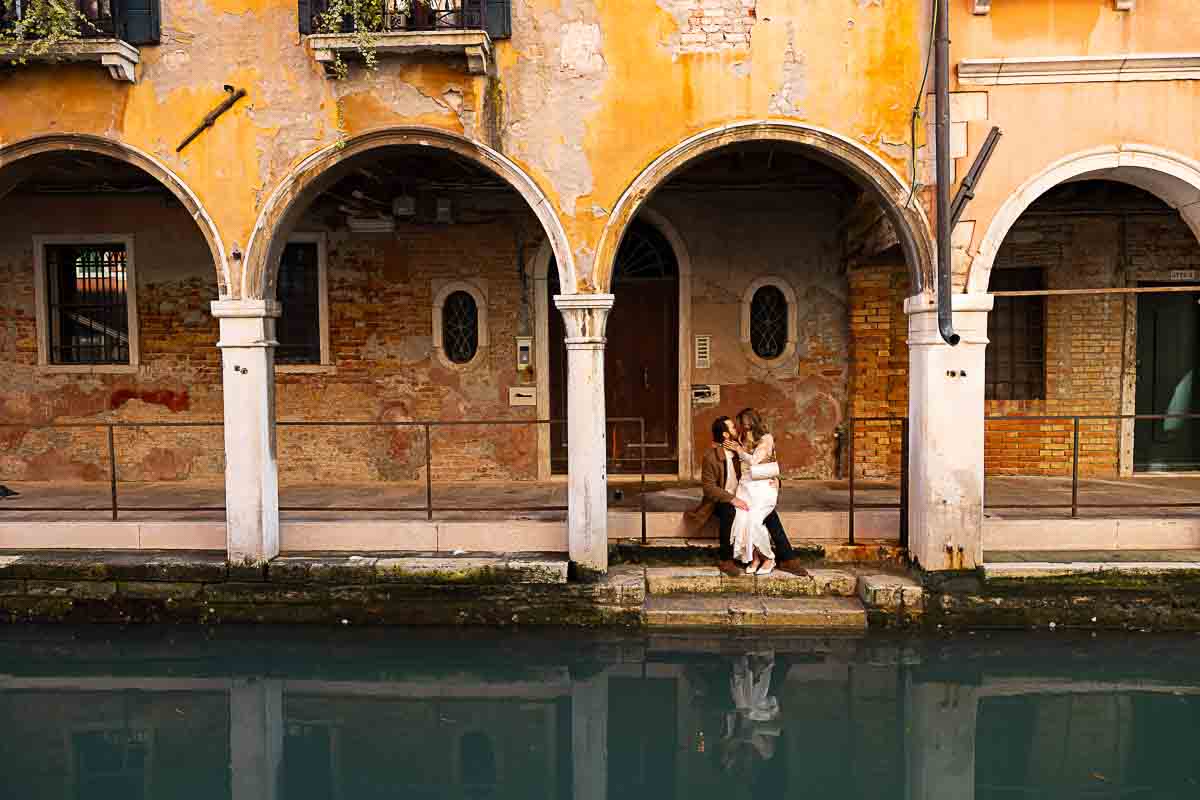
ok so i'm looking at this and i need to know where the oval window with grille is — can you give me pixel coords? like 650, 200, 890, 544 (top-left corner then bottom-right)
442, 290, 479, 364
750, 285, 788, 361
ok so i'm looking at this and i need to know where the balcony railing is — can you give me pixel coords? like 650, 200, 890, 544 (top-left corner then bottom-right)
301, 0, 510, 39
0, 0, 118, 39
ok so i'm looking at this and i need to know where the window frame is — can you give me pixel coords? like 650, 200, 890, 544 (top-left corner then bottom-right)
274, 233, 333, 374
739, 275, 798, 368
33, 234, 140, 374
432, 280, 488, 370
985, 266, 1047, 402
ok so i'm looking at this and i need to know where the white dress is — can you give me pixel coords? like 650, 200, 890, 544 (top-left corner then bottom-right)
729, 433, 779, 563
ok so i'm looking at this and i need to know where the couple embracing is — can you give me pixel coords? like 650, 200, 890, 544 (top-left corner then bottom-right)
686, 408, 804, 577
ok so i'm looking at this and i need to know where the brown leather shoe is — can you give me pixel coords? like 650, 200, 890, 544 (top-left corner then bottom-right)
717, 559, 742, 577
778, 559, 809, 577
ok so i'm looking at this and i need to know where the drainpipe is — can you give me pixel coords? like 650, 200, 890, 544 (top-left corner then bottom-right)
933, 0, 960, 345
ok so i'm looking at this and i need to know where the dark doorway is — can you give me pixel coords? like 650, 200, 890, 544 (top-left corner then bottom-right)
1135, 287, 1200, 471
549, 219, 680, 475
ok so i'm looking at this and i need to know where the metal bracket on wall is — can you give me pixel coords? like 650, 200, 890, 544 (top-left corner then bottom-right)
177, 86, 247, 153
950, 126, 1002, 227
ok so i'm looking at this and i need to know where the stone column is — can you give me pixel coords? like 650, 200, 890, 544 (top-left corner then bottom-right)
571, 672, 609, 800
554, 294, 614, 576
230, 678, 284, 800
906, 293, 993, 570
906, 680, 978, 800
212, 300, 281, 565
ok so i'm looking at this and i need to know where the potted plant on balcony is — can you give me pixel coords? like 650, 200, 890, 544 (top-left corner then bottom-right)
0, 0, 99, 63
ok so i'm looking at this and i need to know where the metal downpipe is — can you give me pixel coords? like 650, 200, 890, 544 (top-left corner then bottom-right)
934, 0, 960, 346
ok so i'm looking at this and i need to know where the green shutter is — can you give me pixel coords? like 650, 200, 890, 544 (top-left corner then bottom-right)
116, 0, 160, 45
485, 0, 510, 40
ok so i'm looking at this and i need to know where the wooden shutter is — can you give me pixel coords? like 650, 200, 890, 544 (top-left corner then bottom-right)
116, 0, 160, 45
485, 0, 511, 40
298, 0, 313, 34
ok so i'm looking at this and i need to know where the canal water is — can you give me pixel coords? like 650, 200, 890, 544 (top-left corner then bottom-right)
2, 628, 1199, 799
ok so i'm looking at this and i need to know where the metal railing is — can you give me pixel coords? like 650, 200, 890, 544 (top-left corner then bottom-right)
306, 0, 487, 34
0, 416, 647, 531
0, 0, 119, 38
845, 416, 909, 547
985, 412, 1200, 518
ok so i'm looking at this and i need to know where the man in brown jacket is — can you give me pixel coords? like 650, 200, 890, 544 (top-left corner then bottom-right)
686, 415, 800, 575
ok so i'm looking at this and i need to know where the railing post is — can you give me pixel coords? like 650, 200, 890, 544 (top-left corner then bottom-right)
640, 418, 646, 545
900, 418, 909, 549
847, 417, 856, 545
107, 425, 119, 521
425, 423, 433, 522
1071, 416, 1080, 519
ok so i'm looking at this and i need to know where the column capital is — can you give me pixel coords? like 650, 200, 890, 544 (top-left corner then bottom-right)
905, 293, 994, 347
554, 293, 614, 344
211, 299, 282, 319
212, 300, 280, 350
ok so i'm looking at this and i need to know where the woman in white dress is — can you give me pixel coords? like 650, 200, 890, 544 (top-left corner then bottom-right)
725, 408, 780, 575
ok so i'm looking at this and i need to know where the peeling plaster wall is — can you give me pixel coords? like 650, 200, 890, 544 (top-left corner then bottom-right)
0, 194, 224, 482
647, 190, 849, 479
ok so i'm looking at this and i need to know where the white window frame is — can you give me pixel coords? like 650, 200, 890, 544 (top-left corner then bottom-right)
275, 232, 334, 374
33, 234, 140, 374
740, 275, 799, 368
432, 279, 489, 370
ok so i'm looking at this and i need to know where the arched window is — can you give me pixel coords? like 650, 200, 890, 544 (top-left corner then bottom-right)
750, 286, 788, 360
442, 290, 479, 364
433, 281, 488, 368
740, 277, 797, 366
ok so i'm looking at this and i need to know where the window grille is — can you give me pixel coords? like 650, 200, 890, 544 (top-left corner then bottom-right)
442, 290, 479, 364
45, 243, 130, 365
986, 267, 1046, 401
276, 242, 322, 365
750, 285, 788, 360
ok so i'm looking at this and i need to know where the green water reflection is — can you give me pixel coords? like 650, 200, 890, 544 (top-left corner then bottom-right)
1, 629, 1199, 799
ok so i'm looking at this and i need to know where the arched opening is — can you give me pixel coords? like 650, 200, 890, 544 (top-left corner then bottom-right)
0, 147, 225, 497
982, 178, 1200, 477
592, 135, 926, 482
548, 218, 681, 475
254, 138, 572, 491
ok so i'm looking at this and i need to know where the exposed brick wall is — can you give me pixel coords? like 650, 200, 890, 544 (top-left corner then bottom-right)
663, 0, 755, 52
848, 258, 909, 480
0, 193, 224, 483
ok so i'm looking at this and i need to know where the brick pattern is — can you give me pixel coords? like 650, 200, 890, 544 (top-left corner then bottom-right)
672, 0, 755, 51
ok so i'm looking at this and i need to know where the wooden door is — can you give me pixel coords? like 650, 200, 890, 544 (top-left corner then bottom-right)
549, 220, 680, 475
1135, 288, 1200, 470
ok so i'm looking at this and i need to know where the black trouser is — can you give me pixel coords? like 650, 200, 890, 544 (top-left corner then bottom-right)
714, 502, 796, 562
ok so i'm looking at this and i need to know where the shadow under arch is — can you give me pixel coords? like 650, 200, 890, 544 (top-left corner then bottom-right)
244, 127, 577, 301
592, 120, 935, 296
968, 144, 1200, 294
0, 133, 230, 294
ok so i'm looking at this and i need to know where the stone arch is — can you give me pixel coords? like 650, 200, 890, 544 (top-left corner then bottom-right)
593, 121, 935, 295
0, 133, 230, 294
244, 127, 576, 301
969, 144, 1200, 294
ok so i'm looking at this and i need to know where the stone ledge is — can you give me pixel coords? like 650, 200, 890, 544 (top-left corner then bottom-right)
0, 38, 139, 82
959, 53, 1200, 86
644, 566, 857, 597
644, 595, 867, 629
857, 574, 925, 612
308, 30, 492, 76
984, 561, 1200, 580
0, 551, 228, 582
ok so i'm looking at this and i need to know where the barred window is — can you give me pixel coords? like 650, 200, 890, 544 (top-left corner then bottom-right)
750, 285, 788, 360
986, 267, 1046, 401
45, 243, 131, 365
276, 241, 322, 365
442, 290, 479, 364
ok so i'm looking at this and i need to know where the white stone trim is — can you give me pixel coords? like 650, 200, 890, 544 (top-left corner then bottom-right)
33, 234, 140, 373
973, 0, 1132, 13
739, 275, 799, 369
0, 39, 139, 82
308, 30, 492, 76
274, 233, 332, 372
958, 53, 1200, 86
432, 279, 489, 370
968, 144, 1200, 294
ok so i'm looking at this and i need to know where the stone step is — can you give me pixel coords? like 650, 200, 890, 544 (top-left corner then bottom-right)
644, 566, 857, 597
644, 595, 867, 629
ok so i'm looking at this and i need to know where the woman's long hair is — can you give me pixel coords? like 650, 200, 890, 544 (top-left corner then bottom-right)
737, 408, 768, 448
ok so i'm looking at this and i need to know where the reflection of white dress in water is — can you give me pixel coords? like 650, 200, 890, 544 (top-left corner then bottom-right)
730, 433, 779, 563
